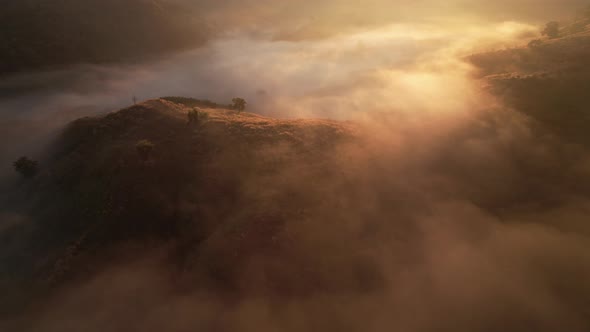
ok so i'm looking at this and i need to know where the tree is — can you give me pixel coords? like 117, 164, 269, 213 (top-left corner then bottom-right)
188, 108, 209, 126
231, 98, 247, 113
199, 111, 210, 122
528, 39, 543, 48
542, 21, 560, 39
136, 140, 155, 162
188, 108, 199, 125
13, 157, 38, 178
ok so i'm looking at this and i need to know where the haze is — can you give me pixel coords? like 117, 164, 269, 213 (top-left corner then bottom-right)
0, 1, 562, 179
2, 1, 590, 332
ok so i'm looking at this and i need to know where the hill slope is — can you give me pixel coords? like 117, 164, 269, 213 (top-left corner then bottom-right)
1, 99, 360, 312
469, 30, 590, 145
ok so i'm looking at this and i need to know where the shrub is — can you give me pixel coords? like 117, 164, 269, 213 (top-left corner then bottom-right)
162, 97, 221, 109
13, 157, 38, 178
528, 39, 543, 48
542, 21, 560, 39
188, 108, 209, 126
136, 140, 155, 162
188, 109, 199, 124
231, 98, 247, 113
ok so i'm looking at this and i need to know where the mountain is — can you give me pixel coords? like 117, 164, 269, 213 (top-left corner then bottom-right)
0, 0, 205, 74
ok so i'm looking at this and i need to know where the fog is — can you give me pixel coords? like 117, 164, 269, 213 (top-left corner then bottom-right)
0, 19, 536, 181
5, 84, 590, 331
2, 2, 590, 331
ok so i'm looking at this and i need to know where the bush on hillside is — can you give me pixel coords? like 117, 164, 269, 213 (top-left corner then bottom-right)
188, 108, 209, 126
162, 97, 221, 109
231, 98, 247, 113
14, 157, 39, 178
528, 39, 543, 48
542, 21, 560, 39
136, 140, 155, 162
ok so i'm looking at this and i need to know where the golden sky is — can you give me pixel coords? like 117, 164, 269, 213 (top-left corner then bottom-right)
191, 0, 589, 40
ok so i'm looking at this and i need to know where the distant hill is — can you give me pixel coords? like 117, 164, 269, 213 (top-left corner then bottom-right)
0, 0, 206, 74
469, 25, 590, 145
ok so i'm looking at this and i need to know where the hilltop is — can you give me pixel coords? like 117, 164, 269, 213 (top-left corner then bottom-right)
0, 98, 359, 314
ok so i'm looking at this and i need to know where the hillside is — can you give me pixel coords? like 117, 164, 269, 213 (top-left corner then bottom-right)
0, 99, 360, 315
469, 29, 590, 145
